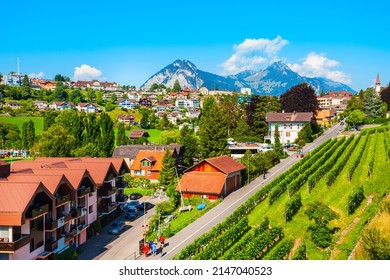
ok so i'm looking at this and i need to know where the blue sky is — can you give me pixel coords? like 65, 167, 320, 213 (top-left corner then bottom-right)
1, 0, 389, 91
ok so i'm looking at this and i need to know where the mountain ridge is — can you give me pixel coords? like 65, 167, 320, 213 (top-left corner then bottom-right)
141, 59, 356, 95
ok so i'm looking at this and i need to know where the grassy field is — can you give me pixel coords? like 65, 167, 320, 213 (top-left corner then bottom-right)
0, 116, 44, 135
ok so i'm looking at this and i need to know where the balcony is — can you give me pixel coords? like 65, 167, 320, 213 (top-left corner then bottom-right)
116, 194, 129, 203
98, 188, 115, 198
44, 238, 58, 251
71, 207, 87, 218
116, 180, 128, 189
45, 219, 58, 231
76, 223, 87, 234
56, 194, 71, 206
27, 204, 49, 219
101, 203, 117, 214
0, 235, 29, 252
78, 186, 91, 197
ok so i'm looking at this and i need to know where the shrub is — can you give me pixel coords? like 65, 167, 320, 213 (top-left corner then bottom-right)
292, 244, 307, 260
347, 186, 365, 215
307, 224, 333, 248
285, 193, 302, 222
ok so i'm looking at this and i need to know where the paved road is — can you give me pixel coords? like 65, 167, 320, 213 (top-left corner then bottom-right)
78, 123, 341, 260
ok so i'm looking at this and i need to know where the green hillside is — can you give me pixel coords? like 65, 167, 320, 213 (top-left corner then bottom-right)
0, 116, 44, 135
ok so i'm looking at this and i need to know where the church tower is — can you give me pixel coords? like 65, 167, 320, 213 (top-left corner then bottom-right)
375, 73, 381, 95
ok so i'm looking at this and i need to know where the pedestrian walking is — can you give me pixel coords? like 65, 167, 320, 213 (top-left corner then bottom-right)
151, 242, 157, 256
159, 241, 164, 255
159, 234, 165, 247
143, 243, 149, 257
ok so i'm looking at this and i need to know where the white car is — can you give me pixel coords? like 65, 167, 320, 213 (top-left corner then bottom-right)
258, 146, 273, 152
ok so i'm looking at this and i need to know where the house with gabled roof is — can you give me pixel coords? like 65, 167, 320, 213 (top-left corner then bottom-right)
177, 155, 246, 199
129, 129, 149, 141
265, 111, 313, 144
130, 150, 167, 182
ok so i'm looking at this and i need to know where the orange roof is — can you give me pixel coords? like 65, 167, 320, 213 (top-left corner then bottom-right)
31, 157, 128, 174
0, 182, 50, 225
30, 169, 92, 189
130, 150, 167, 171
6, 174, 69, 195
176, 172, 227, 195
189, 155, 245, 175
12, 158, 119, 185
63, 161, 116, 185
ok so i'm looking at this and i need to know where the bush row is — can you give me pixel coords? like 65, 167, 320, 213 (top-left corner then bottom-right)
307, 136, 354, 192
264, 239, 294, 260
285, 193, 302, 222
292, 243, 307, 260
347, 186, 365, 215
269, 139, 337, 204
221, 217, 269, 260
325, 134, 361, 186
368, 134, 377, 177
348, 135, 369, 181
193, 217, 250, 260
244, 227, 284, 260
384, 130, 390, 160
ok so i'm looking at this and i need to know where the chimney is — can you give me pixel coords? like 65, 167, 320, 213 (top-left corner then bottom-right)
0, 160, 11, 178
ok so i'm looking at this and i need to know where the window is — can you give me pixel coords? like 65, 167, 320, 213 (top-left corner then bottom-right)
147, 171, 151, 176
286, 132, 291, 137
142, 161, 150, 167
89, 205, 93, 214
135, 170, 142, 175
289, 124, 292, 129
283, 124, 287, 129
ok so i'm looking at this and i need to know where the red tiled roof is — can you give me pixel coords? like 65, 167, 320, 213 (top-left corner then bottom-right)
188, 155, 245, 175
266, 112, 313, 122
176, 172, 227, 195
129, 129, 149, 139
130, 150, 166, 171
0, 182, 50, 225
5, 174, 70, 195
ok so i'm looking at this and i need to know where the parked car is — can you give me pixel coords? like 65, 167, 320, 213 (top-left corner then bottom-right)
109, 221, 125, 235
130, 193, 143, 200
136, 202, 154, 211
258, 145, 273, 152
125, 207, 138, 219
124, 200, 140, 210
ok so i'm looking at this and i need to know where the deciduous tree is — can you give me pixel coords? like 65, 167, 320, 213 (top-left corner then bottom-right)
280, 83, 319, 115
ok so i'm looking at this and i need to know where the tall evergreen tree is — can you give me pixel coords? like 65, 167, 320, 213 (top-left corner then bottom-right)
22, 120, 35, 149
158, 149, 177, 189
99, 112, 115, 157
274, 125, 283, 157
116, 122, 129, 146
140, 112, 150, 129
83, 113, 101, 146
43, 110, 58, 131
179, 125, 198, 167
172, 79, 181, 92
198, 96, 229, 159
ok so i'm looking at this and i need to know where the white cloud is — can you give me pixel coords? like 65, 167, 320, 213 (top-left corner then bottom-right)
288, 52, 352, 84
28, 72, 45, 78
221, 35, 289, 75
74, 64, 102, 81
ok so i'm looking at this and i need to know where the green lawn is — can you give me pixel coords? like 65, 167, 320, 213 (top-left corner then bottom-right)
0, 116, 44, 135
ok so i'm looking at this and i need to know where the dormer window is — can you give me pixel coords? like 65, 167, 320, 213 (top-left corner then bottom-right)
142, 160, 150, 167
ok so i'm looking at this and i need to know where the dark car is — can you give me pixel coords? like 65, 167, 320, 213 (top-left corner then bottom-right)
125, 207, 138, 219
109, 221, 126, 235
124, 200, 140, 211
136, 202, 154, 211
130, 193, 143, 200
